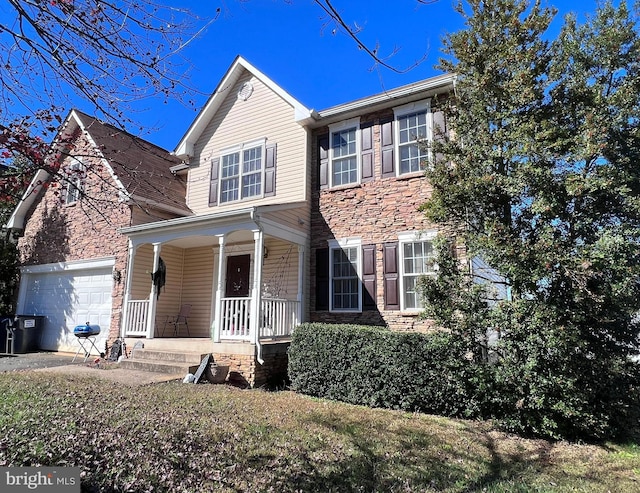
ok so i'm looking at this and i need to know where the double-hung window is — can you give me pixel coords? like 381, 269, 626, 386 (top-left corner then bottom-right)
399, 232, 437, 311
64, 158, 85, 204
329, 118, 360, 187
329, 238, 362, 312
220, 141, 264, 204
394, 100, 431, 176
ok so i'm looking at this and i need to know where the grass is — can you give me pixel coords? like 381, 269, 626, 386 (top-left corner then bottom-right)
0, 372, 638, 492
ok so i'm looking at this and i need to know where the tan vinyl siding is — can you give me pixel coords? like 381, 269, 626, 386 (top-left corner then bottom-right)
262, 206, 310, 235
180, 246, 215, 337
187, 71, 307, 214
130, 244, 153, 300
153, 245, 185, 329
262, 239, 299, 300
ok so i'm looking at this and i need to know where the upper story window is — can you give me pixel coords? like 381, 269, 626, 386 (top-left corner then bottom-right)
209, 139, 277, 206
394, 100, 431, 176
329, 238, 362, 312
64, 158, 85, 205
329, 118, 361, 188
398, 231, 437, 311
220, 143, 263, 203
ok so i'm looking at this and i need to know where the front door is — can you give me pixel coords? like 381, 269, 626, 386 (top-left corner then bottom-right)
225, 254, 250, 297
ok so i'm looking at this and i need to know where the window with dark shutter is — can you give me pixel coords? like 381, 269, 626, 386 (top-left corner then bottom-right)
318, 135, 329, 190
362, 244, 377, 310
208, 157, 220, 206
315, 248, 329, 310
383, 242, 399, 310
264, 143, 277, 197
381, 117, 395, 178
360, 122, 374, 182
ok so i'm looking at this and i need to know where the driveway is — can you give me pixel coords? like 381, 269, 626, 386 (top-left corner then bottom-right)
0, 351, 79, 372
0, 352, 180, 386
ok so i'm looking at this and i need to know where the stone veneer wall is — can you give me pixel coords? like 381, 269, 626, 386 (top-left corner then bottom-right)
213, 342, 290, 388
310, 108, 464, 332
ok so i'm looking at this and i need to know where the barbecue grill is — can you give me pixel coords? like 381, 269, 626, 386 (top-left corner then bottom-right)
72, 323, 101, 362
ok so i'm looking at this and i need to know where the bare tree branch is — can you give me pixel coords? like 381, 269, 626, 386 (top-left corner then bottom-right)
311, 0, 433, 74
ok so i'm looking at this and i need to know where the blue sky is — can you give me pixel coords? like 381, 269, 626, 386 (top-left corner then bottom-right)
97, 0, 600, 151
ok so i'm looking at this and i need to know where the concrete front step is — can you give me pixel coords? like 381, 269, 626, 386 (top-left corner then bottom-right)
120, 349, 208, 375
131, 348, 205, 364
119, 358, 199, 375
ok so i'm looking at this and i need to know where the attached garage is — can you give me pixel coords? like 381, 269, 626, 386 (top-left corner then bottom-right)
17, 258, 115, 354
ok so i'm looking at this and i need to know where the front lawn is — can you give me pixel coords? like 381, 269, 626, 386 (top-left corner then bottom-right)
0, 373, 638, 492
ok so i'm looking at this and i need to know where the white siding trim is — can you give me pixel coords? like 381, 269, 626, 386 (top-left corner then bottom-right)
20, 257, 116, 274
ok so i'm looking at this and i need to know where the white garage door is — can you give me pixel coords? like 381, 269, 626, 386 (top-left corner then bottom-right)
19, 262, 113, 354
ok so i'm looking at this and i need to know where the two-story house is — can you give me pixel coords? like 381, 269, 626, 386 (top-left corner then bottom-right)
8, 56, 454, 387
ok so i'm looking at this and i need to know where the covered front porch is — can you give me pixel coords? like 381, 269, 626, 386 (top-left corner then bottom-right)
118, 205, 308, 354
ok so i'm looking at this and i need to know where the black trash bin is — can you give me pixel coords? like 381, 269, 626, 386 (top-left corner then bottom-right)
0, 316, 13, 354
13, 315, 46, 354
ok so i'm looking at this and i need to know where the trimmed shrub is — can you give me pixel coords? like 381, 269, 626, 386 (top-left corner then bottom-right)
288, 323, 487, 418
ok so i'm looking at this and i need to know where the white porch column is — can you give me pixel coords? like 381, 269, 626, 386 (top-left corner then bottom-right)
250, 229, 264, 349
297, 244, 305, 326
120, 240, 136, 338
213, 234, 226, 343
146, 242, 162, 339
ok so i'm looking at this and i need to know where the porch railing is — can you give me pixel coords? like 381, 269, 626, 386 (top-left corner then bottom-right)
260, 298, 299, 339
219, 297, 252, 340
124, 299, 149, 337
123, 297, 299, 340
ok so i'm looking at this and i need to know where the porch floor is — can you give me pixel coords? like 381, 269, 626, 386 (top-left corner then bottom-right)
122, 337, 291, 355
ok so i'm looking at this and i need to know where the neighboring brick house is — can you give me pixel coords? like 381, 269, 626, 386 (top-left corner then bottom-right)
8, 56, 455, 385
6, 110, 189, 353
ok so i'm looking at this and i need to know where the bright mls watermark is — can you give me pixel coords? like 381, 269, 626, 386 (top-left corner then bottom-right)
0, 467, 80, 492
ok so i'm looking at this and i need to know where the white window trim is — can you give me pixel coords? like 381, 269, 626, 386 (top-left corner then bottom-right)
393, 99, 433, 177
328, 237, 362, 313
398, 230, 437, 312
328, 117, 361, 188
218, 138, 267, 204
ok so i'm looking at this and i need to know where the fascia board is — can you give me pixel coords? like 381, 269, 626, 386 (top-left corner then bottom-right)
5, 168, 51, 230
119, 206, 257, 236
307, 73, 456, 128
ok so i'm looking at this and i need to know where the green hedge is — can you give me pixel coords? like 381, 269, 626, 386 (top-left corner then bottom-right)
288, 323, 486, 418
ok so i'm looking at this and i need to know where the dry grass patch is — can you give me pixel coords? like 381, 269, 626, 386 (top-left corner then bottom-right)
0, 372, 638, 492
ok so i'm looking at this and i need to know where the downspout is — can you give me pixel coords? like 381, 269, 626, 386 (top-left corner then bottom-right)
250, 209, 264, 364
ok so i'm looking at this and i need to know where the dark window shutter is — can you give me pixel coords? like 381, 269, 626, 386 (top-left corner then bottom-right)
209, 157, 220, 206
265, 143, 277, 197
362, 244, 377, 310
432, 110, 448, 166
383, 242, 399, 310
318, 134, 329, 190
381, 117, 395, 178
315, 248, 329, 310
360, 122, 374, 183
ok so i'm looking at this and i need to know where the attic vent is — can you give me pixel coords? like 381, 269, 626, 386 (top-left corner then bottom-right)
237, 81, 253, 101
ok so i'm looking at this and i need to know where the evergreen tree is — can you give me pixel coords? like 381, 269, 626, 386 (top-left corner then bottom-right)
422, 0, 640, 439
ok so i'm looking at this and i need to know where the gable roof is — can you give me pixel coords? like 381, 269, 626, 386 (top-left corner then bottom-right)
72, 110, 191, 215
174, 56, 315, 159
6, 110, 191, 230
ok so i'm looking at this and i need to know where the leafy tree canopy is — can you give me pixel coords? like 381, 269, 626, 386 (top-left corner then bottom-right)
421, 0, 640, 439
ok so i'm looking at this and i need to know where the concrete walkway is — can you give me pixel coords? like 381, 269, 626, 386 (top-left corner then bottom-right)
0, 352, 181, 386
